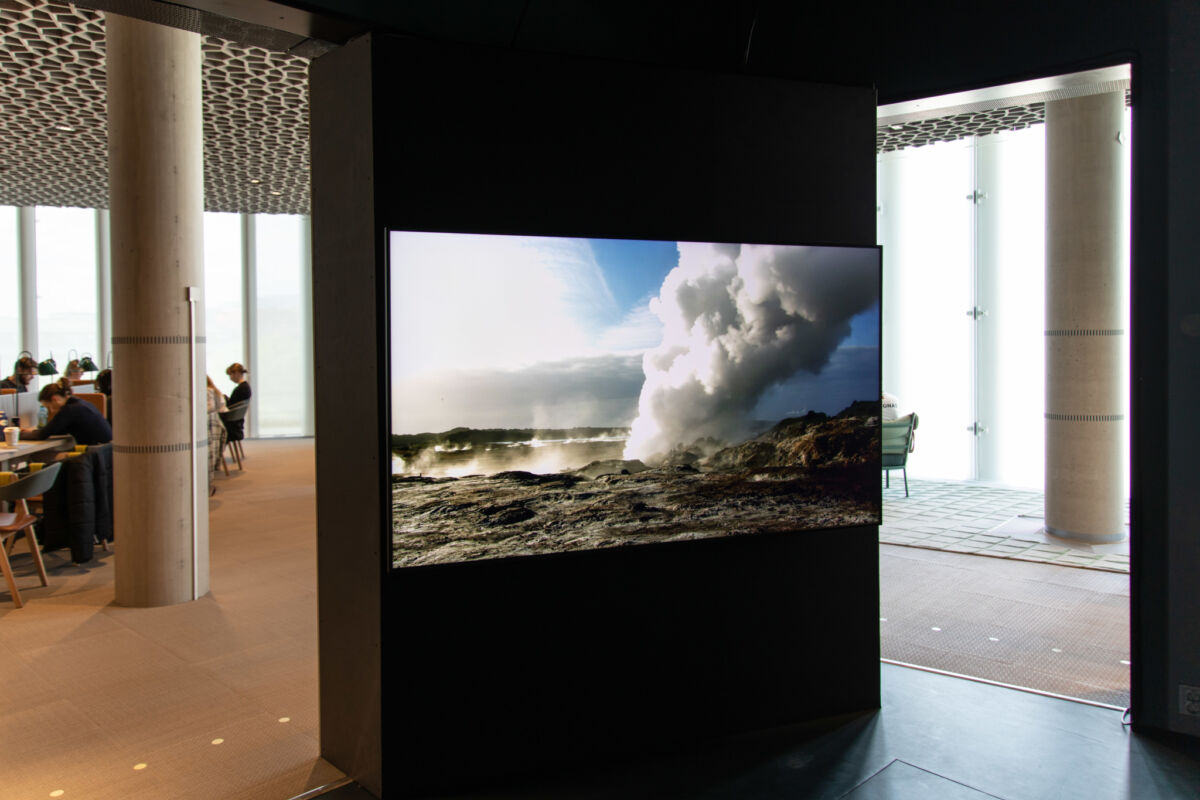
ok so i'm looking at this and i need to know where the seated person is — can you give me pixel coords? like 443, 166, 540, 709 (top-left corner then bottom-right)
882, 391, 900, 421
95, 369, 112, 422
225, 362, 251, 406
64, 359, 94, 386
21, 378, 113, 446
0, 355, 38, 393
224, 362, 251, 440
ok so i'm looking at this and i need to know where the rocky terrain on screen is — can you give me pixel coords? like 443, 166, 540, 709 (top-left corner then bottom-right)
391, 402, 880, 568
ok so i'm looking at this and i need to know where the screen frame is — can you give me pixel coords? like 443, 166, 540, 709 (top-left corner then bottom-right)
381, 226, 883, 574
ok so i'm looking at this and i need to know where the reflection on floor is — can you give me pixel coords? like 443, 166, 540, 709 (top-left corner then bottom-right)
392, 664, 1200, 800
882, 479, 1130, 573
0, 438, 339, 800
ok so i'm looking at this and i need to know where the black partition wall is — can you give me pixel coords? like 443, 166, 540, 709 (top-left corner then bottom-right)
311, 34, 880, 797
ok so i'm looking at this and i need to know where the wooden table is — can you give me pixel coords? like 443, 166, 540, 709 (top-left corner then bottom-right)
0, 439, 69, 468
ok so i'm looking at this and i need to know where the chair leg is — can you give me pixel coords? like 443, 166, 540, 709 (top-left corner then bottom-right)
885, 470, 889, 489
235, 440, 245, 465
232, 440, 243, 470
0, 536, 23, 608
903, 467, 909, 498
220, 442, 230, 477
24, 525, 48, 587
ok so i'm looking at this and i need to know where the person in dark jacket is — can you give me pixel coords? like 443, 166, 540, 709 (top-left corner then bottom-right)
95, 369, 112, 422
224, 362, 251, 441
225, 362, 251, 406
21, 378, 112, 445
0, 355, 37, 392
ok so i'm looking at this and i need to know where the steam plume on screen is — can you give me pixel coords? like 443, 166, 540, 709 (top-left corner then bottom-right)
623, 243, 878, 461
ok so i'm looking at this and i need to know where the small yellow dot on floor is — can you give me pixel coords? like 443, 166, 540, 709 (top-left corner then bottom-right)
133, 763, 147, 771
50, 791, 65, 798
278, 717, 290, 723
212, 738, 224, 745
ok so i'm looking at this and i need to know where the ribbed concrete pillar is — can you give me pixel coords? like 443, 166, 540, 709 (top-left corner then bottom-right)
1045, 92, 1126, 543
107, 13, 209, 605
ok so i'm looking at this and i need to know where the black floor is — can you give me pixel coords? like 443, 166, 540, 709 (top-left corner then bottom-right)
324, 663, 1200, 799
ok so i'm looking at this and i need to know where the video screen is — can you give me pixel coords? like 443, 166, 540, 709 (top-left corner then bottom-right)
389, 232, 881, 568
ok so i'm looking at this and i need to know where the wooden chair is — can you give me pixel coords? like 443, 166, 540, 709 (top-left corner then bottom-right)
74, 392, 107, 418
882, 413, 919, 498
0, 462, 62, 608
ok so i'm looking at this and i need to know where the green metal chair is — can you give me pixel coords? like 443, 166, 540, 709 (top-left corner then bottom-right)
882, 413, 919, 497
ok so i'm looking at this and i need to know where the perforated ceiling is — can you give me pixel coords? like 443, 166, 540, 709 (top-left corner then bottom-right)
0, 0, 310, 214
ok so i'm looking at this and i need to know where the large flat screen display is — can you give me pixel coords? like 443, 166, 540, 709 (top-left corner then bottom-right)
389, 232, 881, 568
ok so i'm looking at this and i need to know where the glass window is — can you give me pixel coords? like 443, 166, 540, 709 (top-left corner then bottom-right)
203, 212, 245, 395
0, 208, 20, 373
35, 206, 98, 389
254, 213, 309, 436
877, 140, 976, 481
975, 126, 1046, 489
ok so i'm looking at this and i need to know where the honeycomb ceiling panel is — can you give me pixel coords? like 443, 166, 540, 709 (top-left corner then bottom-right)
0, 0, 310, 214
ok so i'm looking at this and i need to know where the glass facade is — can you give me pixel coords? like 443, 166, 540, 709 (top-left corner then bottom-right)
253, 213, 309, 436
0, 205, 313, 436
0, 207, 20, 374
203, 212, 245, 400
877, 111, 1131, 491
35, 206, 99, 389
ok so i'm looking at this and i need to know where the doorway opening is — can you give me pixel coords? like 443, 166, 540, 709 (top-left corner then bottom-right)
875, 65, 1132, 709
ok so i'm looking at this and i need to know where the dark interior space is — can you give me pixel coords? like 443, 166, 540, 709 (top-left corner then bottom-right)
303, 0, 1200, 796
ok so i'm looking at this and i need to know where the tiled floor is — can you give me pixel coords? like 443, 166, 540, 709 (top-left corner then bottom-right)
408, 664, 1200, 800
0, 439, 340, 800
882, 479, 1130, 573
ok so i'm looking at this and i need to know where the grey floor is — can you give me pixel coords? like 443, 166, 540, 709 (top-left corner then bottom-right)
321, 664, 1200, 799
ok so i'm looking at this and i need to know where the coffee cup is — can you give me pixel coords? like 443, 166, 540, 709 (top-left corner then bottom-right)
3, 427, 18, 447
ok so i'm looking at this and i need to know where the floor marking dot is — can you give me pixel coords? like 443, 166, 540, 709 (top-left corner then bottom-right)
133, 763, 147, 771
211, 738, 224, 745
1051, 648, 1063, 653
880, 618, 887, 622
931, 627, 941, 631
988, 637, 999, 642
278, 717, 290, 723
1120, 660, 1131, 665
50, 791, 64, 798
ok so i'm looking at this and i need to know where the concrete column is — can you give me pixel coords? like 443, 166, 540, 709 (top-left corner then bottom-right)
106, 13, 208, 606
1045, 92, 1127, 543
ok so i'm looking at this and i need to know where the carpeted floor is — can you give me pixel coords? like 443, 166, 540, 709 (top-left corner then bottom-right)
880, 544, 1130, 708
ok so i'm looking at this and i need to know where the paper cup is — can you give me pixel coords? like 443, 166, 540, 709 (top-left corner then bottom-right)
3, 427, 18, 447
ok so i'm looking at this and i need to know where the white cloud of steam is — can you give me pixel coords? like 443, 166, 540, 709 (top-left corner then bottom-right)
624, 243, 879, 461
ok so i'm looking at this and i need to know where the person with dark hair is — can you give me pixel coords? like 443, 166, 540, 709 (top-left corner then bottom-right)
225, 362, 251, 406
224, 362, 251, 441
0, 355, 38, 392
95, 369, 112, 422
21, 378, 112, 445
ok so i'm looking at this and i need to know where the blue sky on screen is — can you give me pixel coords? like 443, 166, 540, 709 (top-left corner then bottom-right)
390, 232, 879, 434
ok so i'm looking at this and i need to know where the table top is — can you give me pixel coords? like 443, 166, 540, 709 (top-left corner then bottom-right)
0, 438, 69, 465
